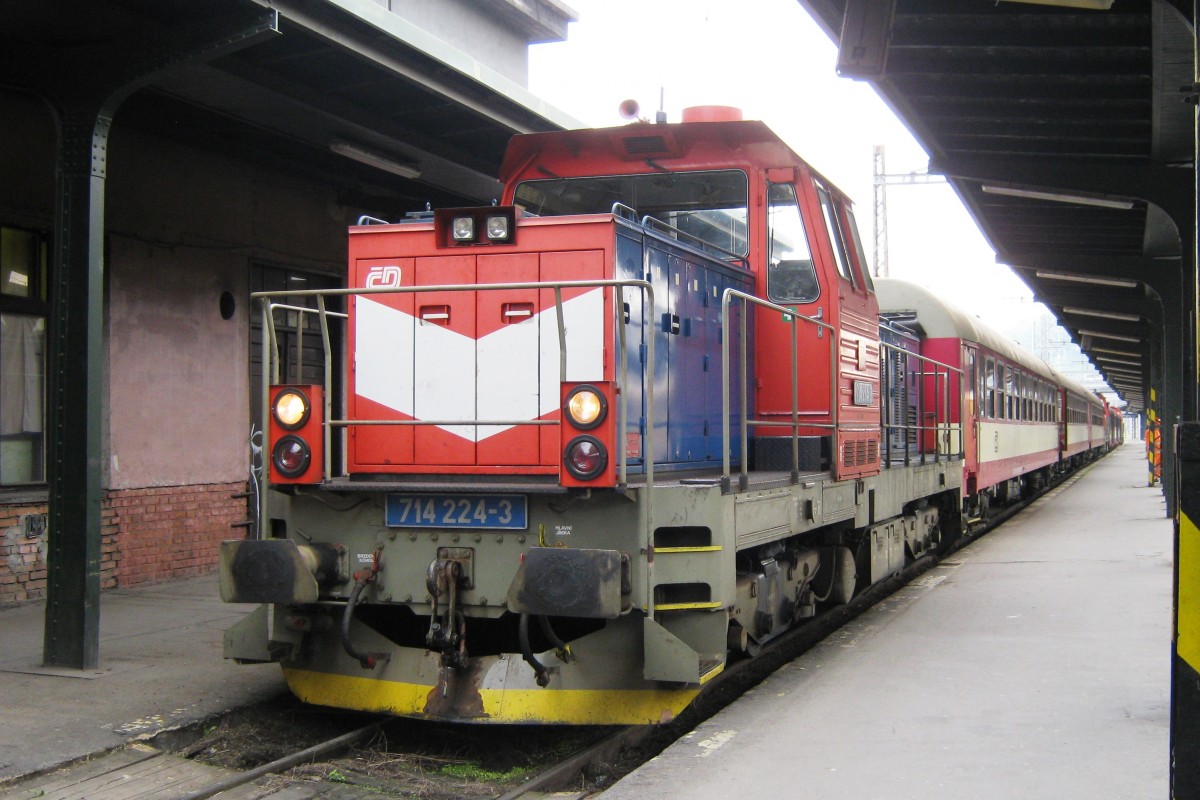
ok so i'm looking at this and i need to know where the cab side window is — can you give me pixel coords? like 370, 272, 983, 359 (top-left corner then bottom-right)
816, 185, 856, 287
766, 183, 819, 304
844, 207, 874, 293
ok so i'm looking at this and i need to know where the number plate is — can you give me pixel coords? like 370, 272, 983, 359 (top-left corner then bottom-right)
385, 493, 527, 530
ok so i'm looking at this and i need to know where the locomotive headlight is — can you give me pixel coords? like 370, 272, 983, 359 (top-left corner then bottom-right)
273, 435, 312, 478
451, 216, 475, 241
564, 436, 607, 480
485, 214, 510, 241
273, 389, 310, 430
564, 385, 606, 430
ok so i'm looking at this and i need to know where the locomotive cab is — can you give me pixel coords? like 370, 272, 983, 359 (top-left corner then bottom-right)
500, 110, 882, 481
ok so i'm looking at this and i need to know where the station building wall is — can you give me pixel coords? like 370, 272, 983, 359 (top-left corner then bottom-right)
0, 89, 347, 604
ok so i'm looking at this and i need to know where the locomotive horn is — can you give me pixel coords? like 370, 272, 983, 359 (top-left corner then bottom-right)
618, 99, 641, 120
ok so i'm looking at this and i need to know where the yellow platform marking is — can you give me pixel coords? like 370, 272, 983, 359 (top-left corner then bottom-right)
654, 601, 725, 611
283, 668, 700, 725
1179, 512, 1200, 672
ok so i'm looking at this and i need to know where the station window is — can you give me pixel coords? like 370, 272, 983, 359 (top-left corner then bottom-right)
766, 183, 818, 304
0, 226, 48, 486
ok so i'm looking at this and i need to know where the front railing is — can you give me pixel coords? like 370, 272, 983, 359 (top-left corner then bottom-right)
255, 277, 655, 480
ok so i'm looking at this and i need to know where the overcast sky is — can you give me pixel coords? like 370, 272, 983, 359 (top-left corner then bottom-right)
528, 0, 1112, 394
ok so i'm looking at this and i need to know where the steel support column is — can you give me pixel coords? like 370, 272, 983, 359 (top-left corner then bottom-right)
1174, 424, 1200, 798
41, 110, 110, 668
1174, 5, 1200, 792
38, 9, 279, 669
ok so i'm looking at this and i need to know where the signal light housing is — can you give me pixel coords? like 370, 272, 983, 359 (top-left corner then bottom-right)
434, 206, 516, 246
268, 385, 324, 484
560, 381, 616, 487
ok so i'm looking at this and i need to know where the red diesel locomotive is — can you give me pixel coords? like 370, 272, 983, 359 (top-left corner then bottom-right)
220, 107, 1113, 724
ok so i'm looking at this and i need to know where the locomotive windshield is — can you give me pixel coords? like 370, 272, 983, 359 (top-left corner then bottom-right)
513, 169, 749, 256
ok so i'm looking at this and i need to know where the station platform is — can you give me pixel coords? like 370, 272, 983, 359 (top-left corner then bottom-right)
0, 572, 284, 782
601, 443, 1172, 799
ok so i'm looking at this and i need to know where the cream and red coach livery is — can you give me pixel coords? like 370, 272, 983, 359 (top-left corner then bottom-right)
876, 278, 1108, 519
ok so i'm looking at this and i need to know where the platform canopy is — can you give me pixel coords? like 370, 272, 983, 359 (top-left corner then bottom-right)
1, 0, 580, 212
799, 0, 1195, 421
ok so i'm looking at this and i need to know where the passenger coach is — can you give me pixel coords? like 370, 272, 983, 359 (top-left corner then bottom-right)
876, 279, 1106, 521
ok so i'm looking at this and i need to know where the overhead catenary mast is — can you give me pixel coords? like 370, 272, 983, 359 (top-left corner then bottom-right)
872, 144, 945, 278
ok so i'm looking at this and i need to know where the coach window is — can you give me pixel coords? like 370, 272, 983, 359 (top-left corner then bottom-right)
766, 183, 818, 304
816, 185, 856, 287
0, 226, 47, 486
984, 357, 995, 418
1003, 366, 1014, 419
991, 363, 999, 419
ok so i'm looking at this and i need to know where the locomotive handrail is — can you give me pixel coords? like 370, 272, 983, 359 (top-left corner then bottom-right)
878, 340, 965, 468
267, 302, 349, 319
254, 278, 654, 482
717, 290, 965, 490
611, 202, 639, 223
719, 288, 837, 491
639, 213, 749, 268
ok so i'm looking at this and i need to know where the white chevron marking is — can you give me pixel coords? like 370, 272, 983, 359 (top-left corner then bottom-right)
355, 291, 604, 443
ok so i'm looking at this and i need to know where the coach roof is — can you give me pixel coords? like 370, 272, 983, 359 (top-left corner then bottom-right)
875, 278, 1054, 381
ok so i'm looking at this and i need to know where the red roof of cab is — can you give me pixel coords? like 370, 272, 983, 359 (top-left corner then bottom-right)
499, 119, 857, 207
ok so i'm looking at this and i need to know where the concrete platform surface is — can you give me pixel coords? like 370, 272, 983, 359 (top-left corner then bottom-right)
0, 573, 284, 782
601, 444, 1171, 799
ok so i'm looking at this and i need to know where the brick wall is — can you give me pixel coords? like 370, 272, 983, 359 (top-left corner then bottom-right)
111, 482, 246, 587
0, 481, 246, 605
